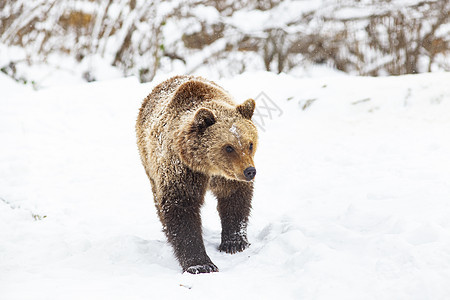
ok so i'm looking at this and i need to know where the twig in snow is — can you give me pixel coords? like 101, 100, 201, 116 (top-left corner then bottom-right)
351, 98, 371, 105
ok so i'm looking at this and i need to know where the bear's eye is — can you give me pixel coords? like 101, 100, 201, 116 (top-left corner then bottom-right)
225, 145, 234, 153
249, 142, 253, 151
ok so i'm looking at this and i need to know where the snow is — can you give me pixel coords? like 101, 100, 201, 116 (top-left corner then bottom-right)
229, 124, 242, 147
1, 69, 450, 299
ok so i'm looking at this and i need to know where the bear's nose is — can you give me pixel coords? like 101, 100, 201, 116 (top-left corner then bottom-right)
243, 167, 256, 181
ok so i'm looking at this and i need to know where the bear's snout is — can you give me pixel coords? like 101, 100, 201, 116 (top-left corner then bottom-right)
243, 166, 256, 181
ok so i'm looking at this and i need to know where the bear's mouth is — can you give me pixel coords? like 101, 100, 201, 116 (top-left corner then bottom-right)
223, 170, 244, 182
234, 173, 254, 182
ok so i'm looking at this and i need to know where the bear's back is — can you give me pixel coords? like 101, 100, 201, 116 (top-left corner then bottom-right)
138, 75, 234, 128
137, 75, 194, 127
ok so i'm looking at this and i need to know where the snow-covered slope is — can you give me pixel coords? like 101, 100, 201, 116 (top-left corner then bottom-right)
1, 70, 450, 299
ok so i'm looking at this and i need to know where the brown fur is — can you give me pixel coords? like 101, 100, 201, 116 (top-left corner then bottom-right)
136, 75, 258, 274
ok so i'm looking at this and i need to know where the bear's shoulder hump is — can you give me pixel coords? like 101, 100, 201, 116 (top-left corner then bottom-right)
168, 79, 229, 111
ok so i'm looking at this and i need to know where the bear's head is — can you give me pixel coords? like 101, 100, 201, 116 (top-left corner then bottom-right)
176, 98, 258, 181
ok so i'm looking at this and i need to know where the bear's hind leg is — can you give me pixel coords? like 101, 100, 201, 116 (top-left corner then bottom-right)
210, 176, 253, 254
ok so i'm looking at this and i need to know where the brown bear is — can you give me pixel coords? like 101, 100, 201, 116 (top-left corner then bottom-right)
136, 75, 258, 274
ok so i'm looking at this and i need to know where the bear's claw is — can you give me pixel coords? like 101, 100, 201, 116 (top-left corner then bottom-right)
219, 239, 250, 254
185, 263, 219, 274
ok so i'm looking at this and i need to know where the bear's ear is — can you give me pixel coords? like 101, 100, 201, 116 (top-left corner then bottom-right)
193, 108, 216, 131
237, 98, 256, 119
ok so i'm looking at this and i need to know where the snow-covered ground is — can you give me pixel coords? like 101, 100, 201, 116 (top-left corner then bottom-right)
1, 69, 450, 299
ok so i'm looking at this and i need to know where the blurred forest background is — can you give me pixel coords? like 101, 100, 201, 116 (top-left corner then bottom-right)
1, 0, 449, 85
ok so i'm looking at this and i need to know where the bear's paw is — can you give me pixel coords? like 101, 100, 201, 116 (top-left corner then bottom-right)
219, 238, 250, 254
185, 263, 219, 274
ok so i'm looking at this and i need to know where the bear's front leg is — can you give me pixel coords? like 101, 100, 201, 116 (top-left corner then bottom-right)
210, 176, 253, 254
158, 170, 218, 274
